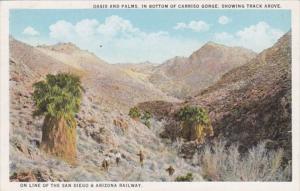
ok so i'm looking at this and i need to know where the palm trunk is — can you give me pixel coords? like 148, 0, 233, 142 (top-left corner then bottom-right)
40, 115, 77, 164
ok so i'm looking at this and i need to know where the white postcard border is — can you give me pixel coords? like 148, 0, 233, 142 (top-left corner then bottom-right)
1, 1, 299, 191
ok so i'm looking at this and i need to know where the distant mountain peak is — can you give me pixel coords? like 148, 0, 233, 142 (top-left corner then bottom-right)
200, 41, 255, 52
201, 41, 226, 49
37, 42, 81, 53
190, 41, 256, 59
205, 41, 221, 46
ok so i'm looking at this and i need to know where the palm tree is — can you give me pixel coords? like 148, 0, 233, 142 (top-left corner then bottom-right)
32, 73, 83, 164
176, 106, 213, 143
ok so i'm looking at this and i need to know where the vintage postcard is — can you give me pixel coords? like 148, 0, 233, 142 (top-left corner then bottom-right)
0, 0, 299, 191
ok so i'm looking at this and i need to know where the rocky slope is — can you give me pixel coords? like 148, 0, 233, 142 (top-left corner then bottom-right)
10, 90, 203, 181
13, 39, 177, 111
113, 62, 158, 88
9, 32, 291, 182
139, 32, 291, 160
9, 38, 199, 181
192, 31, 291, 159
148, 42, 256, 97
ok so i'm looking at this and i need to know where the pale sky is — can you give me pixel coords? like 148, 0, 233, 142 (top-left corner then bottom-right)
10, 9, 291, 64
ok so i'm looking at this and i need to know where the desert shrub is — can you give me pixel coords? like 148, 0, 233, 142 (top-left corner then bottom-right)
199, 140, 292, 181
141, 111, 152, 128
128, 108, 153, 128
128, 107, 141, 119
175, 173, 194, 181
175, 106, 213, 143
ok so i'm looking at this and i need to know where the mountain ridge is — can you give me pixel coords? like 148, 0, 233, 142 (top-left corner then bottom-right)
138, 31, 291, 160
9, 32, 291, 181
148, 41, 257, 97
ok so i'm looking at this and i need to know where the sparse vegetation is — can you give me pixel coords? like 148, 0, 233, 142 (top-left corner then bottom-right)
176, 106, 213, 143
199, 140, 292, 181
10, 31, 292, 182
141, 111, 152, 128
129, 107, 153, 128
32, 73, 83, 163
175, 173, 194, 181
128, 107, 141, 119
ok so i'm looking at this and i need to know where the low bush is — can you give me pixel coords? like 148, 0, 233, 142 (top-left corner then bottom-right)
128, 107, 141, 119
199, 140, 292, 181
175, 173, 194, 181
141, 111, 152, 128
129, 107, 153, 128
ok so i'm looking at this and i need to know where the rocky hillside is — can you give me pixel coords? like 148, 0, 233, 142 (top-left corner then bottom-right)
9, 32, 291, 182
114, 62, 158, 86
9, 38, 200, 181
11, 39, 177, 112
139, 31, 291, 160
148, 42, 256, 97
10, 88, 203, 181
